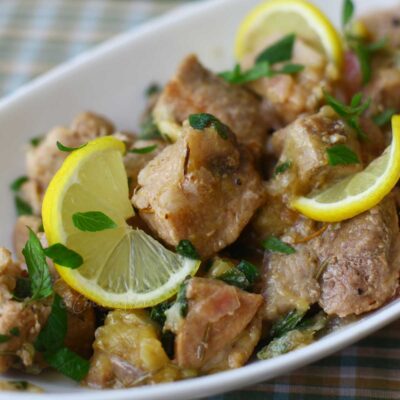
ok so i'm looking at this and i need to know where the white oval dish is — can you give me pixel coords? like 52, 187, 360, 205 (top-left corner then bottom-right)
1, 0, 400, 398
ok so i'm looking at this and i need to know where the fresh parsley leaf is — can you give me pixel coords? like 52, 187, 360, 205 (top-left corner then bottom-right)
56, 141, 87, 152
139, 115, 162, 140
30, 136, 42, 147
44, 347, 90, 382
373, 108, 396, 126
72, 211, 117, 232
342, 0, 354, 29
0, 334, 10, 343
255, 33, 296, 64
44, 244, 83, 269
218, 268, 249, 290
270, 309, 306, 338
145, 83, 161, 97
35, 294, 67, 353
262, 236, 296, 255
15, 196, 33, 216
274, 160, 292, 176
13, 277, 32, 300
326, 144, 360, 166
236, 260, 260, 286
176, 281, 189, 317
10, 176, 28, 192
9, 327, 20, 337
22, 228, 53, 300
176, 240, 199, 259
129, 144, 157, 154
150, 301, 172, 327
188, 113, 230, 140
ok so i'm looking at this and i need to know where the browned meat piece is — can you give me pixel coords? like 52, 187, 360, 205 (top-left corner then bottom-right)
174, 277, 263, 370
25, 112, 115, 213
261, 247, 320, 321
267, 107, 362, 199
13, 215, 42, 261
313, 195, 400, 317
53, 279, 96, 359
85, 310, 190, 389
153, 55, 266, 156
0, 248, 51, 373
132, 124, 266, 259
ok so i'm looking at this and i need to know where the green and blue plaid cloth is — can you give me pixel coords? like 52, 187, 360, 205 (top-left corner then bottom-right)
1, 1, 400, 398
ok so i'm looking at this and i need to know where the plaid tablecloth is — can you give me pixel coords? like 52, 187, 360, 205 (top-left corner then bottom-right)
1, 1, 400, 399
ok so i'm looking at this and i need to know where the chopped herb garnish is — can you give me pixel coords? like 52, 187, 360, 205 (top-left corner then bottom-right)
13, 277, 32, 300
342, 0, 354, 28
326, 144, 360, 166
274, 160, 292, 176
188, 113, 231, 140
150, 301, 172, 327
139, 115, 162, 140
15, 196, 33, 216
44, 347, 90, 382
218, 268, 249, 290
9, 327, 20, 337
22, 228, 53, 301
324, 91, 370, 140
270, 309, 306, 338
236, 260, 260, 286
10, 176, 28, 192
35, 294, 67, 353
44, 243, 83, 269
176, 240, 200, 259
129, 144, 157, 154
145, 83, 161, 97
0, 334, 10, 343
255, 33, 296, 64
72, 211, 117, 232
56, 141, 87, 152
176, 281, 189, 317
30, 136, 42, 147
262, 236, 296, 255
373, 108, 396, 126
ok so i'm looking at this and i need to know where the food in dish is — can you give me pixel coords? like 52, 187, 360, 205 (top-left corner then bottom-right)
2, 0, 400, 391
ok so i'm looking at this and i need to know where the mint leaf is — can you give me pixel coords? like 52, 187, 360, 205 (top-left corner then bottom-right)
262, 236, 296, 254
188, 113, 230, 140
176, 281, 189, 317
270, 309, 306, 338
139, 115, 162, 140
15, 196, 33, 216
129, 144, 157, 154
150, 301, 172, 327
275, 63, 304, 75
45, 347, 89, 382
35, 294, 67, 353
326, 144, 360, 166
44, 244, 83, 269
274, 160, 292, 176
342, 0, 354, 29
237, 260, 260, 286
145, 83, 161, 97
56, 141, 87, 152
72, 211, 117, 232
30, 136, 42, 147
255, 33, 296, 64
22, 228, 53, 300
176, 240, 199, 259
373, 109, 396, 126
10, 176, 28, 192
218, 268, 249, 290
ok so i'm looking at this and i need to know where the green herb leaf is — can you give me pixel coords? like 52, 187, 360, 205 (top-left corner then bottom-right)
35, 294, 67, 353
176, 281, 189, 317
262, 236, 296, 255
10, 176, 28, 192
44, 244, 83, 269
30, 136, 42, 147
188, 113, 231, 140
218, 268, 249, 290
236, 260, 260, 286
373, 108, 396, 126
176, 240, 199, 259
9, 327, 20, 337
129, 144, 157, 154
150, 301, 172, 327
139, 115, 162, 140
44, 347, 90, 382
22, 228, 53, 300
354, 43, 372, 85
72, 211, 117, 232
14, 196, 33, 216
13, 277, 32, 300
270, 309, 306, 338
326, 144, 360, 166
255, 33, 296, 64
274, 160, 292, 176
56, 141, 87, 152
275, 63, 305, 75
342, 0, 354, 28
0, 334, 11, 343
145, 83, 161, 97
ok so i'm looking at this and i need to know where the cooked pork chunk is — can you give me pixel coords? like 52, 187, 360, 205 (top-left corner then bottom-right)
132, 124, 266, 259
0, 248, 51, 373
267, 107, 362, 198
85, 310, 188, 389
313, 196, 400, 317
153, 55, 266, 156
173, 278, 263, 371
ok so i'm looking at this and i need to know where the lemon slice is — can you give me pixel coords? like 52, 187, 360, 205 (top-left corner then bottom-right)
42, 136, 200, 308
291, 116, 400, 222
235, 0, 344, 69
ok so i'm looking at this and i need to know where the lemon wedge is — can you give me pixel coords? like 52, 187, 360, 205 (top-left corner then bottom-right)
42, 136, 200, 308
235, 0, 344, 69
292, 116, 400, 222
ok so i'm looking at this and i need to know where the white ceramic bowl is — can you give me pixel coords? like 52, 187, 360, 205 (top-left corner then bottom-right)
1, 0, 400, 398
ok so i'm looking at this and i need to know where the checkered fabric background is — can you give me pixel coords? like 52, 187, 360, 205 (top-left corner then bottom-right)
1, 1, 400, 399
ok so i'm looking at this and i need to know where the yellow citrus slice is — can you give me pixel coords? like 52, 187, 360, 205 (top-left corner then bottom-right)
235, 0, 344, 69
42, 136, 200, 308
291, 116, 400, 222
